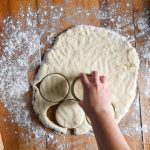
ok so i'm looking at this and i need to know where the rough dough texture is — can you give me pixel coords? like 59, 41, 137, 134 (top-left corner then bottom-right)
56, 100, 85, 128
32, 25, 139, 134
40, 74, 69, 102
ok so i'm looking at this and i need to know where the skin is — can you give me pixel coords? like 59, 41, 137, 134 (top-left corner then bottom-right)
79, 71, 130, 150
0, 133, 4, 150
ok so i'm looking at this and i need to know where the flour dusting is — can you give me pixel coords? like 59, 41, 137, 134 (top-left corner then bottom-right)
0, 0, 150, 148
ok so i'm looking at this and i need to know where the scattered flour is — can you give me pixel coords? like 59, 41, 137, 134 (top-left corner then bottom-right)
142, 124, 148, 133
120, 92, 142, 137
0, 0, 149, 148
140, 35, 150, 98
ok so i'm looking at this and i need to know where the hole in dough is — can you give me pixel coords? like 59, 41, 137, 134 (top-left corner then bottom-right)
55, 99, 85, 129
40, 73, 70, 103
47, 104, 60, 126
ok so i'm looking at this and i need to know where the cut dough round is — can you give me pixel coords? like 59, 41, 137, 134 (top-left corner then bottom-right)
72, 77, 83, 100
55, 100, 85, 128
40, 73, 69, 103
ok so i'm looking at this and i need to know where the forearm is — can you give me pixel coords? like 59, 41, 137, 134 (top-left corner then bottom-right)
79, 72, 130, 149
91, 111, 130, 150
0, 133, 4, 150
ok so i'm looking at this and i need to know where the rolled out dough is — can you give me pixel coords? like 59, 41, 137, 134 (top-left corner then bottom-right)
32, 25, 139, 135
56, 100, 85, 128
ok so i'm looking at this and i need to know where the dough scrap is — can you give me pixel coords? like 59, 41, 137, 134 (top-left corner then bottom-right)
56, 100, 85, 128
40, 73, 69, 102
32, 25, 139, 134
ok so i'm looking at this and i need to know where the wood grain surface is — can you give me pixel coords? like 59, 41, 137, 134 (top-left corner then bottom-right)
0, 0, 150, 150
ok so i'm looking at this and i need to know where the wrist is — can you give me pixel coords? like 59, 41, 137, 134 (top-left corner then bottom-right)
89, 107, 114, 123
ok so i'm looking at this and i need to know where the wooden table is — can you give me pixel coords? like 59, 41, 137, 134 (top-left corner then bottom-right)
0, 0, 150, 149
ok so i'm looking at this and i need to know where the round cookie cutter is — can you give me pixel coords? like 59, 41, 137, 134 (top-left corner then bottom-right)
39, 73, 70, 103
71, 74, 92, 101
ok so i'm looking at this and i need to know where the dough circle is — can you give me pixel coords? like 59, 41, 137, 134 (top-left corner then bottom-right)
55, 100, 85, 128
40, 73, 69, 103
